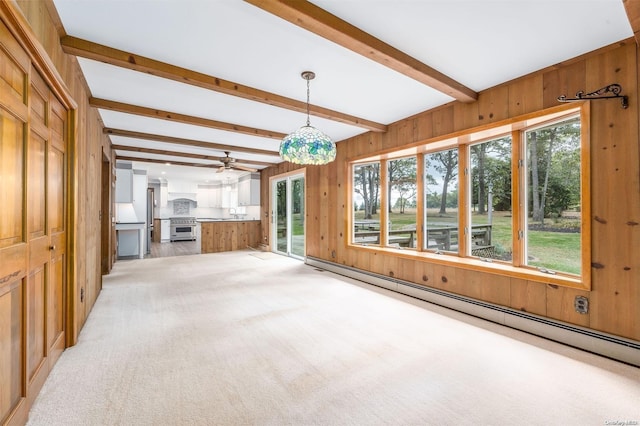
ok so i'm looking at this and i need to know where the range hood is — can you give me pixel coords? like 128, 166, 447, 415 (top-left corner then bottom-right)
168, 192, 197, 202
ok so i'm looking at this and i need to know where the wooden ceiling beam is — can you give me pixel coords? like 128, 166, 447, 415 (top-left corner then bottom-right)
245, 0, 478, 103
623, 0, 640, 45
111, 144, 274, 166
115, 155, 232, 169
104, 128, 279, 157
90, 97, 287, 139
62, 35, 387, 132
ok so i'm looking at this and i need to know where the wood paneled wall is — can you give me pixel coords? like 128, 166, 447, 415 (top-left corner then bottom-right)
261, 40, 640, 342
13, 0, 113, 340
201, 221, 261, 253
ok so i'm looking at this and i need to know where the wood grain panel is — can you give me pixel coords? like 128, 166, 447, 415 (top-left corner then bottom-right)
431, 105, 454, 139
48, 252, 65, 363
431, 264, 458, 293
509, 278, 547, 316
29, 69, 48, 135
0, 107, 24, 249
332, 153, 347, 264
0, 281, 24, 425
26, 267, 46, 382
152, 219, 161, 243
456, 269, 511, 306
585, 44, 640, 338
48, 145, 64, 233
545, 284, 590, 327
542, 60, 586, 109
318, 168, 330, 259
352, 248, 372, 271
27, 132, 46, 240
476, 85, 510, 125
327, 163, 338, 261
49, 96, 66, 150
0, 46, 28, 118
413, 258, 435, 288
382, 254, 400, 280
0, 245, 26, 299
200, 221, 261, 253
368, 251, 385, 276
453, 95, 480, 131
507, 74, 543, 116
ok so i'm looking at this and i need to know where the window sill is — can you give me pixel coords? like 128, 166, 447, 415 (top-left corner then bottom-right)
349, 243, 588, 290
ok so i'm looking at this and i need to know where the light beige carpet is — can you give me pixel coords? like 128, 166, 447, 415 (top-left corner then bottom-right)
27, 250, 640, 425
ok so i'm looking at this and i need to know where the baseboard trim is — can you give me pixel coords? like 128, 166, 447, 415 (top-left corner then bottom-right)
306, 257, 640, 367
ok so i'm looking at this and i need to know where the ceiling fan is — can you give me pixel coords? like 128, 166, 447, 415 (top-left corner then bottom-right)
212, 151, 257, 173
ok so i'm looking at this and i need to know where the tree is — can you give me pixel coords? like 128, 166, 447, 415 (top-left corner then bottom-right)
471, 144, 488, 214
528, 119, 579, 223
432, 150, 458, 215
471, 137, 511, 213
353, 163, 380, 219
388, 158, 417, 214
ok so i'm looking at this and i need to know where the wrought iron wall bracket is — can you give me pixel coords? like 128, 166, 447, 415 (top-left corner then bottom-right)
557, 84, 628, 109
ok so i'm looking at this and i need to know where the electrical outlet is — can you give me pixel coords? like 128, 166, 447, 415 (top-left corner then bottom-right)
574, 296, 588, 314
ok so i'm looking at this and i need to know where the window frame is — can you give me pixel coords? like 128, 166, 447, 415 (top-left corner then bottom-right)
347, 103, 591, 290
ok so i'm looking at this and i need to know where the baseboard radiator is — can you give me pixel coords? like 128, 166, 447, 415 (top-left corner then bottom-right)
306, 256, 640, 367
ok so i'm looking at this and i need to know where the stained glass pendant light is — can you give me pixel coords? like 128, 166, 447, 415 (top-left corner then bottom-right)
279, 71, 336, 165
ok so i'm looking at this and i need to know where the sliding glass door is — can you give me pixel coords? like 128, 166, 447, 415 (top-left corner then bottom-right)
272, 173, 305, 259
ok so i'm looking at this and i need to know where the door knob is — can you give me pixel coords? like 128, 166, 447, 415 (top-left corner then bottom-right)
49, 245, 56, 251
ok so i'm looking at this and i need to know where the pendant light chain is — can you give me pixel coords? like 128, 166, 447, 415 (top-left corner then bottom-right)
306, 77, 311, 127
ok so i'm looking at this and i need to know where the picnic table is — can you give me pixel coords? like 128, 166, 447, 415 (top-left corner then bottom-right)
353, 223, 492, 252
353, 220, 391, 231
354, 228, 416, 247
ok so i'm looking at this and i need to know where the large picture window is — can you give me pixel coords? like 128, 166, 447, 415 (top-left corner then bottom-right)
349, 105, 589, 289
388, 157, 417, 249
524, 117, 581, 275
424, 149, 459, 252
353, 162, 381, 246
469, 137, 512, 261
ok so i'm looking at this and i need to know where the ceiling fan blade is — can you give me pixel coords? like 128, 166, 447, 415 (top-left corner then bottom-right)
233, 164, 258, 172
216, 165, 226, 173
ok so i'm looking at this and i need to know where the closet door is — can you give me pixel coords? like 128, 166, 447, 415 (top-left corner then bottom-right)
0, 19, 30, 425
24, 69, 67, 406
0, 20, 68, 425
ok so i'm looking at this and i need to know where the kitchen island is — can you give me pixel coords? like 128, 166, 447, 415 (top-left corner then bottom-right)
199, 219, 261, 253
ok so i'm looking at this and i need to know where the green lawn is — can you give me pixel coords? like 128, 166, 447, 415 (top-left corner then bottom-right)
353, 208, 581, 275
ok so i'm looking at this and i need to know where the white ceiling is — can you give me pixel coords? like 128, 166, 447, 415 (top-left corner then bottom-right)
51, 0, 633, 183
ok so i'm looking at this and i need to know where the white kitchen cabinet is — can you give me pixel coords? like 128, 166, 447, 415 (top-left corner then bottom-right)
237, 174, 260, 206
160, 182, 168, 208
221, 183, 238, 208
115, 168, 133, 203
197, 184, 222, 208
160, 219, 170, 243
211, 187, 221, 207
116, 222, 144, 259
168, 180, 197, 194
131, 171, 148, 220
197, 187, 211, 207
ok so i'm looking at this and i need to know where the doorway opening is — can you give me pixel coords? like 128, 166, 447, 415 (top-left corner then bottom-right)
272, 172, 305, 259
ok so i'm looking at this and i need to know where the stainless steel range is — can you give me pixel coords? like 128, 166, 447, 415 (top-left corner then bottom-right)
170, 217, 196, 241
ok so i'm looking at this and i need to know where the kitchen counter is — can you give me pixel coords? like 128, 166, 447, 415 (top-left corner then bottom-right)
197, 218, 260, 222
200, 220, 261, 253
115, 222, 145, 259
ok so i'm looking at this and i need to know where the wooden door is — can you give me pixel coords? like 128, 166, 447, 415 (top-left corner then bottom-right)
0, 19, 31, 425
0, 19, 68, 425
